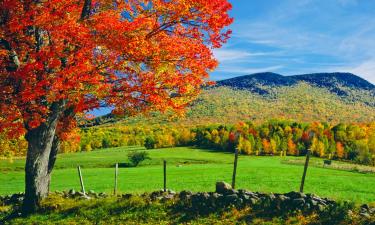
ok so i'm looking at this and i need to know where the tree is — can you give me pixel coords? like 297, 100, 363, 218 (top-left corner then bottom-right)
336, 142, 345, 159
0, 0, 232, 213
127, 151, 150, 167
287, 138, 297, 156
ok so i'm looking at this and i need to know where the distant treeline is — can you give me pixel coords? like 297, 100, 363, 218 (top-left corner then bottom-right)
1, 120, 374, 165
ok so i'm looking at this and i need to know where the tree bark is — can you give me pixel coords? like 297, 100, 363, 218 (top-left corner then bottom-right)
80, 0, 92, 20
22, 102, 64, 214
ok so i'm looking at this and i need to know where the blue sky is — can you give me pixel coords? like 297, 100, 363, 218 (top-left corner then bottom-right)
211, 0, 375, 84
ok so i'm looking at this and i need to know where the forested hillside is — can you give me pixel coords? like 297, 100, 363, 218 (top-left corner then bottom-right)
83, 73, 375, 127
217, 72, 375, 106
185, 84, 375, 124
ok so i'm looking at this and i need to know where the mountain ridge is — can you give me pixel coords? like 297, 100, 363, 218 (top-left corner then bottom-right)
216, 72, 374, 102
83, 72, 375, 126
217, 72, 374, 90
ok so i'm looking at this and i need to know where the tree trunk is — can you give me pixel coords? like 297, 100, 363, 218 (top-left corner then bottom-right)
22, 102, 63, 214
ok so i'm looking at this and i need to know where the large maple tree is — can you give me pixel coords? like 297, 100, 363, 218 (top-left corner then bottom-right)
0, 0, 232, 213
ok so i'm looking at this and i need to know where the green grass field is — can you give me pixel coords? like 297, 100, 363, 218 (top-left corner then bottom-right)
1, 146, 374, 204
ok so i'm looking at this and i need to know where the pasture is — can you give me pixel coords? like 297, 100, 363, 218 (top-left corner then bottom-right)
0, 146, 374, 203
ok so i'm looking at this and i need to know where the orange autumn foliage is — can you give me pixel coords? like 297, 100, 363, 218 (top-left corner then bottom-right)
287, 138, 297, 156
262, 138, 271, 154
0, 0, 233, 140
336, 142, 345, 159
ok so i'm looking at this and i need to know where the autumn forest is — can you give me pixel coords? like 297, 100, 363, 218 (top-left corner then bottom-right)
1, 0, 375, 224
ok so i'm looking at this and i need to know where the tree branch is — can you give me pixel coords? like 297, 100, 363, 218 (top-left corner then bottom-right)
80, 0, 92, 20
0, 38, 20, 71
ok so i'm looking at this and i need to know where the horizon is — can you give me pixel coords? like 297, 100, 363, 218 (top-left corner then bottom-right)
211, 0, 375, 84
212, 71, 374, 84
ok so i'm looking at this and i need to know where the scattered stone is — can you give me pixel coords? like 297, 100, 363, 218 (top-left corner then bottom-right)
179, 190, 192, 201
277, 195, 289, 202
215, 181, 232, 194
0, 184, 366, 220
310, 200, 318, 207
225, 189, 238, 195
98, 192, 108, 198
79, 195, 91, 200
224, 194, 238, 202
285, 191, 306, 199
359, 212, 371, 219
292, 198, 305, 207
68, 189, 76, 196
162, 194, 175, 201
249, 197, 258, 205
168, 190, 176, 195
317, 204, 326, 212
122, 194, 132, 199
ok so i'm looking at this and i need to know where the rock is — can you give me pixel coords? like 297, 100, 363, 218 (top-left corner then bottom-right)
277, 195, 289, 202
150, 191, 164, 200
122, 194, 132, 199
162, 194, 174, 201
240, 193, 250, 201
76, 191, 85, 197
202, 192, 210, 200
361, 204, 370, 211
192, 192, 210, 202
249, 197, 258, 205
79, 195, 91, 200
98, 192, 108, 198
359, 212, 371, 219
207, 193, 220, 208
168, 190, 176, 195
211, 192, 221, 200
292, 198, 305, 207
179, 190, 193, 201
216, 181, 232, 194
285, 191, 306, 199
225, 189, 238, 195
238, 189, 249, 196
68, 189, 76, 197
224, 194, 239, 205
54, 191, 63, 196
310, 200, 318, 207
244, 191, 257, 197
318, 204, 326, 212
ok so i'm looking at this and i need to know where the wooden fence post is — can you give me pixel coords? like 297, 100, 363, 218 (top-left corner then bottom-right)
163, 160, 167, 192
300, 149, 311, 193
77, 165, 86, 194
232, 147, 239, 189
114, 163, 118, 195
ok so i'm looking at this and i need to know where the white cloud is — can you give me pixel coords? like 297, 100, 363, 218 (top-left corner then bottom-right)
212, 1, 375, 83
213, 49, 275, 62
339, 59, 375, 84
233, 21, 341, 56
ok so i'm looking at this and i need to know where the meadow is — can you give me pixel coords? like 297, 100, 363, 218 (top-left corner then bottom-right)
1, 146, 374, 204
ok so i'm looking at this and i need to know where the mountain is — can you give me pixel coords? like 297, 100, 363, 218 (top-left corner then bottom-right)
217, 72, 374, 93
84, 72, 375, 127
293, 73, 374, 91
216, 72, 375, 107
